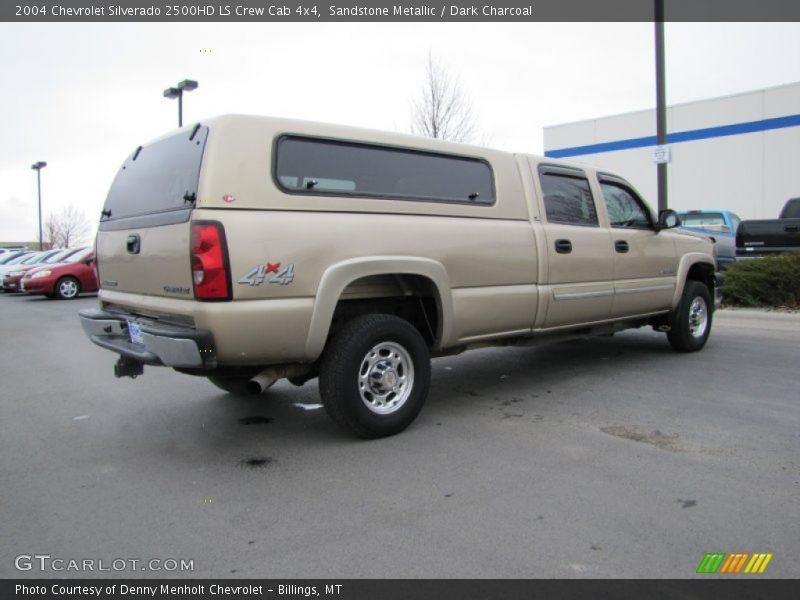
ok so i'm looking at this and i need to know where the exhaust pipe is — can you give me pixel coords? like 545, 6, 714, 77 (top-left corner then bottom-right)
246, 368, 279, 395
246, 365, 313, 395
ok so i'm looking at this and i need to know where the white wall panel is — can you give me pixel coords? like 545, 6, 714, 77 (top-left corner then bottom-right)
544, 82, 800, 220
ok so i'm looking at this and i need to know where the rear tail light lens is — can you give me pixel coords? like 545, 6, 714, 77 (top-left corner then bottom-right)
191, 221, 231, 301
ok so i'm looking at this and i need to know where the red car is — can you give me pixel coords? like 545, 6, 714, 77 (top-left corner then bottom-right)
21, 247, 98, 299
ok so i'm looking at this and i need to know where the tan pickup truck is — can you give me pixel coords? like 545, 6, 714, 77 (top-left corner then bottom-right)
80, 115, 716, 438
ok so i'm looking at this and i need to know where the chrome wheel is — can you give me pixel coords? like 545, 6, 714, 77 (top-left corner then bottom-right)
688, 296, 708, 338
320, 314, 431, 438
668, 281, 712, 353
57, 277, 79, 299
358, 342, 415, 415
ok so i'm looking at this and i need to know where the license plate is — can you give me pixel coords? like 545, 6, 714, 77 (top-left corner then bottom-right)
127, 320, 144, 345
19, 281, 24, 291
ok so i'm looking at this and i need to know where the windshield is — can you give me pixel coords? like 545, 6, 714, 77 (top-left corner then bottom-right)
5, 253, 33, 265
780, 199, 800, 219
66, 247, 93, 262
21, 252, 48, 264
27, 250, 61, 264
679, 212, 725, 226
44, 248, 80, 264
0, 252, 27, 265
678, 212, 733, 233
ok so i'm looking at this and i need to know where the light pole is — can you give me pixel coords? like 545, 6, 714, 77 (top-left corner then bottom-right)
31, 161, 47, 250
163, 79, 198, 127
655, 0, 668, 213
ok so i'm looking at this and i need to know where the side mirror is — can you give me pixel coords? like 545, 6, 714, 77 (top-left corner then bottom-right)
85, 258, 94, 265
657, 209, 680, 231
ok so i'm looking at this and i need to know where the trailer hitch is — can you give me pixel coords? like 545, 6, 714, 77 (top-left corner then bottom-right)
114, 356, 144, 379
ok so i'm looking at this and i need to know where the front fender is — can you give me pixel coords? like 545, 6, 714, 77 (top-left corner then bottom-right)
671, 253, 716, 309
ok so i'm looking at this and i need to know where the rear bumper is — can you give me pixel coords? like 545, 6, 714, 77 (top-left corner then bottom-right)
79, 308, 217, 369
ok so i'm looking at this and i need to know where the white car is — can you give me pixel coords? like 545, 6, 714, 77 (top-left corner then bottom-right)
0, 250, 62, 289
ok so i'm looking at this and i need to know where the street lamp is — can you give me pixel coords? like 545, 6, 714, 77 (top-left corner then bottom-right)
163, 79, 198, 127
31, 161, 47, 250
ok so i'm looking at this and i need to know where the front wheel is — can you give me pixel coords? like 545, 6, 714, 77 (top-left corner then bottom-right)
667, 281, 712, 352
319, 314, 431, 438
55, 277, 80, 300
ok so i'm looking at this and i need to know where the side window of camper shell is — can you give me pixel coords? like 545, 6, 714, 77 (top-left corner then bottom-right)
274, 136, 495, 205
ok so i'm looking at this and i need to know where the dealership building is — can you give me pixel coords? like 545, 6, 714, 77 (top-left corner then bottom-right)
543, 82, 800, 220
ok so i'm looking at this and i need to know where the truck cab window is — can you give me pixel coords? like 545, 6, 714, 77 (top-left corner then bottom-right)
600, 182, 652, 229
540, 173, 598, 226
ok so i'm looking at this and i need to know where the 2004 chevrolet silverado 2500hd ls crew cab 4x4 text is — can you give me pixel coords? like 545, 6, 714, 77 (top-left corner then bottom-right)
80, 115, 716, 438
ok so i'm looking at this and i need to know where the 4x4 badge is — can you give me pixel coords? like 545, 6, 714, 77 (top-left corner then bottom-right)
238, 262, 295, 286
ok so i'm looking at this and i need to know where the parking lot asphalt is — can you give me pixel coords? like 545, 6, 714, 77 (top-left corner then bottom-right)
1, 294, 798, 579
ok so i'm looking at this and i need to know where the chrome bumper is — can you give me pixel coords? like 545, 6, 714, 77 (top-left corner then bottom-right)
79, 308, 216, 369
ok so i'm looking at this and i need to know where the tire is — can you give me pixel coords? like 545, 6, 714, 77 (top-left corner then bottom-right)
667, 280, 713, 352
54, 276, 80, 300
319, 314, 431, 439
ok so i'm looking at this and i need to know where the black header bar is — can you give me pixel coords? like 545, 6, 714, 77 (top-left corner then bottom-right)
4, 0, 800, 22
4, 579, 800, 600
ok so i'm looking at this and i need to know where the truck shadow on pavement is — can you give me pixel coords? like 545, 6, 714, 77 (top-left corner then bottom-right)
88, 328, 698, 467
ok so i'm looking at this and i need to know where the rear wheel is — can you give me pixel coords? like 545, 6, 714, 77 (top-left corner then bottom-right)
55, 277, 80, 300
667, 281, 712, 352
319, 314, 430, 438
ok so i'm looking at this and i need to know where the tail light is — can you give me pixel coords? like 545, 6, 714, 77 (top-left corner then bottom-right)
191, 221, 231, 301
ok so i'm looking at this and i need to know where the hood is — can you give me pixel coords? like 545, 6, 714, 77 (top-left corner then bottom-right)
676, 228, 717, 243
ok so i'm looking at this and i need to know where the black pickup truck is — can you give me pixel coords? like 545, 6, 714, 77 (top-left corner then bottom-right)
736, 198, 800, 257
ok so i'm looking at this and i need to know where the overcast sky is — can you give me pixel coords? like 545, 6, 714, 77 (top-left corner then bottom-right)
1, 21, 799, 242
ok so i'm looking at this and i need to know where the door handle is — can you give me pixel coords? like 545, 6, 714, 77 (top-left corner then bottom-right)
785, 225, 799, 233
555, 239, 572, 254
615, 240, 629, 253
126, 234, 141, 254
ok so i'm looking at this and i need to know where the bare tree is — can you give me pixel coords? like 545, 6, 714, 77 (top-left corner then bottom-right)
411, 53, 478, 144
44, 205, 90, 248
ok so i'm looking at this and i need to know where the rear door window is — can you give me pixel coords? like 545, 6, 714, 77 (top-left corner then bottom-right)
538, 166, 598, 226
